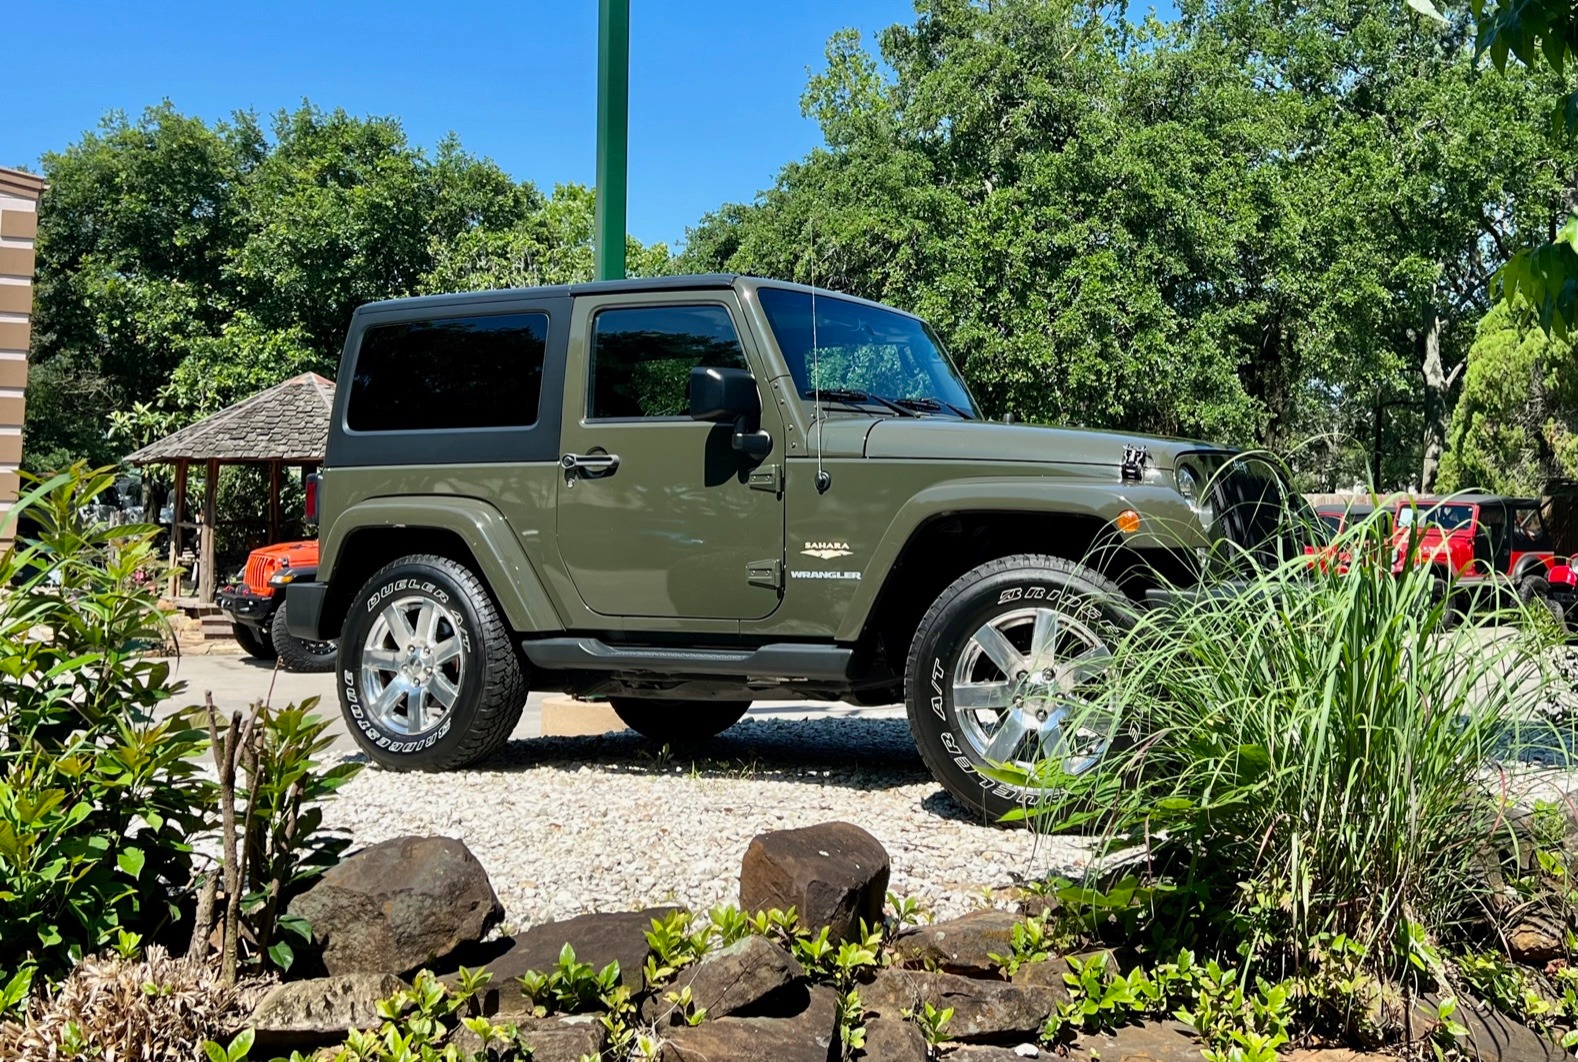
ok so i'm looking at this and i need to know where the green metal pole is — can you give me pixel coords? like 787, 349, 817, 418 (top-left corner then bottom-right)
595, 0, 630, 281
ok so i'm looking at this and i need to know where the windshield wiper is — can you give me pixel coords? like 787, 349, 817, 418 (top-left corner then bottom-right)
893, 396, 973, 419
802, 388, 917, 417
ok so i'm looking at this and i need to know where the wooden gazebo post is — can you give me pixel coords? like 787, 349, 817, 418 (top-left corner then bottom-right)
168, 460, 187, 599
199, 458, 218, 602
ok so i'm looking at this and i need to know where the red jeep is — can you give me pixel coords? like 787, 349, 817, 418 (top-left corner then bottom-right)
1391, 495, 1561, 612
216, 540, 337, 672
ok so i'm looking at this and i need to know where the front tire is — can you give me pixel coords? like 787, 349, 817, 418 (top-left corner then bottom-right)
271, 601, 338, 673
904, 554, 1135, 823
232, 622, 276, 661
609, 699, 750, 741
337, 554, 528, 770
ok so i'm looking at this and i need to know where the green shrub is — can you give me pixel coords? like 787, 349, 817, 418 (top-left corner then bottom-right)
0, 466, 209, 986
1001, 507, 1567, 992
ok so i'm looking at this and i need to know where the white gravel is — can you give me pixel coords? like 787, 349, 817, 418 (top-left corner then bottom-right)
318, 716, 1090, 931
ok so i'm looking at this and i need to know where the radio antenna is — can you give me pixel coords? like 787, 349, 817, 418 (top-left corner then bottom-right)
811, 214, 831, 494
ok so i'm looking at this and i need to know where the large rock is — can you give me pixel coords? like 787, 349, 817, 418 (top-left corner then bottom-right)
248, 973, 408, 1051
661, 983, 839, 1062
465, 906, 681, 1010
860, 968, 1059, 1044
1506, 907, 1566, 965
644, 935, 805, 1025
288, 836, 501, 976
1065, 1019, 1204, 1062
450, 1014, 604, 1062
891, 911, 1024, 977
740, 822, 890, 944
1450, 996, 1566, 1062
858, 1017, 929, 1061
1009, 960, 1073, 1004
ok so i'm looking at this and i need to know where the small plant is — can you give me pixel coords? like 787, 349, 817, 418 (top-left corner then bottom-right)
885, 892, 928, 930
792, 926, 836, 976
644, 909, 710, 987
988, 916, 1055, 976
663, 983, 708, 1025
708, 904, 752, 947
910, 1000, 955, 1048
515, 945, 621, 1017
838, 987, 866, 1058
203, 1028, 254, 1062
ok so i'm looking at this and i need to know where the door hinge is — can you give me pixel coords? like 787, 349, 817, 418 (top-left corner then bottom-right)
748, 463, 784, 495
747, 558, 783, 589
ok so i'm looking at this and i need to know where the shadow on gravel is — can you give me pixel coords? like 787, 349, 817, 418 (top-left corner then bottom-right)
496, 717, 932, 785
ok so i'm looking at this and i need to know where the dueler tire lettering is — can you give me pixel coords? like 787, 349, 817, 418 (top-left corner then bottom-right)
336, 554, 528, 771
903, 554, 1135, 824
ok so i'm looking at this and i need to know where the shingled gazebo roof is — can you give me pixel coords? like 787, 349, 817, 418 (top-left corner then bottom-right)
126, 372, 335, 465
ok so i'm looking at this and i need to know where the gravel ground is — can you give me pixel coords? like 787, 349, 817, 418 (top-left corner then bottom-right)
317, 716, 1090, 931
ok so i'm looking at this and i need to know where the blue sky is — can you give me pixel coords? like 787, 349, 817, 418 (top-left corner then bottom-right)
7, 0, 925, 248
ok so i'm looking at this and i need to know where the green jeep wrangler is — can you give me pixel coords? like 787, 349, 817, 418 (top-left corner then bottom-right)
288, 274, 1290, 819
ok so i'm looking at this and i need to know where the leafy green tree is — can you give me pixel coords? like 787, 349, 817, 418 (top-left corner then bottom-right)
1437, 302, 1578, 493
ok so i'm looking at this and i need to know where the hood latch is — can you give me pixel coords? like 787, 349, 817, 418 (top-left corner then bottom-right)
1121, 445, 1149, 482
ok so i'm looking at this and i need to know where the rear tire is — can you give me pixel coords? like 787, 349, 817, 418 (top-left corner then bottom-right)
609, 699, 750, 741
232, 622, 276, 661
337, 554, 528, 770
272, 602, 338, 674
905, 554, 1136, 823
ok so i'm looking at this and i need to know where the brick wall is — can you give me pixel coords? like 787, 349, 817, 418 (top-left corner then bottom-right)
0, 167, 44, 544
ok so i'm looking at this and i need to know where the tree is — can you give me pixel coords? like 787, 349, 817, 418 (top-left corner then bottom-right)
1437, 302, 1578, 493
682, 0, 1575, 489
29, 103, 663, 473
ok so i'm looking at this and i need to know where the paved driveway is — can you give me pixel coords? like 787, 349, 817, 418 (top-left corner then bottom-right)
151, 655, 902, 752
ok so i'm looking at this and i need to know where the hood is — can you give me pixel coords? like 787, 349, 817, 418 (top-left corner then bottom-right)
858, 418, 1214, 469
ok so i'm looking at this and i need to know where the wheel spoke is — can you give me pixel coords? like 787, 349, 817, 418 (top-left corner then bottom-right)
1034, 713, 1069, 761
429, 672, 460, 709
415, 601, 441, 645
385, 605, 416, 651
953, 681, 1012, 710
431, 635, 462, 666
407, 688, 426, 733
363, 648, 402, 672
984, 710, 1031, 762
1057, 645, 1113, 692
972, 623, 1025, 677
371, 680, 405, 727
1028, 609, 1059, 668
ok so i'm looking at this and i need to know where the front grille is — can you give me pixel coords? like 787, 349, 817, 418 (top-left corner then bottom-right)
244, 553, 280, 596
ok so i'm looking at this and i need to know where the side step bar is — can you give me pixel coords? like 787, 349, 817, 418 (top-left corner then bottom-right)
520, 638, 856, 682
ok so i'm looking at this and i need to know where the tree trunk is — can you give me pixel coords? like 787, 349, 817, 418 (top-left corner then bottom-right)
1420, 304, 1447, 492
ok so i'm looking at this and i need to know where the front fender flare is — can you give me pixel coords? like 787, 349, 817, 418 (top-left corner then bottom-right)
321, 495, 562, 632
833, 477, 1199, 642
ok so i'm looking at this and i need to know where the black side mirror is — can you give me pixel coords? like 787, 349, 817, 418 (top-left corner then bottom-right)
690, 366, 772, 459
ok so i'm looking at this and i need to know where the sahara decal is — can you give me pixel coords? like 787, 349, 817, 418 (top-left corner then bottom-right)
800, 540, 854, 559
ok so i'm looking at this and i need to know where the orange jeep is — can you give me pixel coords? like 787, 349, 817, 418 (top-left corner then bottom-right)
217, 540, 337, 671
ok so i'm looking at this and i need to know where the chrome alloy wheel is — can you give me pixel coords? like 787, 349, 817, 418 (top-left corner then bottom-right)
359, 596, 465, 736
951, 605, 1116, 775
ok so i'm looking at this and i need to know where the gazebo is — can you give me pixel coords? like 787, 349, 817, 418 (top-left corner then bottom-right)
126, 372, 334, 601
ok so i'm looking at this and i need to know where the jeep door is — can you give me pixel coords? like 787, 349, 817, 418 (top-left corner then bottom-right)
554, 291, 785, 620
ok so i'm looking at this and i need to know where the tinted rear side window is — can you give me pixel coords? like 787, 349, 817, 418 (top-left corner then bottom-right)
588, 305, 746, 419
348, 312, 549, 432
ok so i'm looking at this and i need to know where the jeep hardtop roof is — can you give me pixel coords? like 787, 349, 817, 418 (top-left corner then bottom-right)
351, 273, 922, 321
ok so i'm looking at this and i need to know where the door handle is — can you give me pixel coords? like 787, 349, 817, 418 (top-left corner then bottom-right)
561, 452, 620, 477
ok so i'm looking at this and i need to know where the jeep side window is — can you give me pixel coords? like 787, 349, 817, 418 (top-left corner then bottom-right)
347, 312, 549, 432
588, 305, 747, 419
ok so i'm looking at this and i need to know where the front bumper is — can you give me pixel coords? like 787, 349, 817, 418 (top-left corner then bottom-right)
285, 581, 329, 641
216, 586, 276, 624
1141, 580, 1254, 610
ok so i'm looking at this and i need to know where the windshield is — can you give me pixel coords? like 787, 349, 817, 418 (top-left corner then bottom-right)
757, 287, 978, 417
1396, 503, 1476, 533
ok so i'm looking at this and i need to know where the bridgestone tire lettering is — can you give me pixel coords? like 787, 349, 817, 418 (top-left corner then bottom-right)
336, 554, 527, 772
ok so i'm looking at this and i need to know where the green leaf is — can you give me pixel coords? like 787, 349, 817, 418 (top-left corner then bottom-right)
227, 1027, 255, 1061
204, 1043, 228, 1062
268, 939, 296, 971
1405, 0, 1448, 22
117, 848, 146, 879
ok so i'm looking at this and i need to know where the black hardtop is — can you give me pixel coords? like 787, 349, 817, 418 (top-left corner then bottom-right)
352, 274, 741, 318
348, 273, 926, 323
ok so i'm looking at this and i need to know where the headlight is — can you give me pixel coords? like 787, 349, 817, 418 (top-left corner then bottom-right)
268, 571, 296, 586
1176, 464, 1214, 530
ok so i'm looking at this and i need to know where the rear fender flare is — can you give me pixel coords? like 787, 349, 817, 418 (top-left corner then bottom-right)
320, 495, 562, 632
